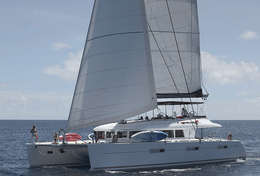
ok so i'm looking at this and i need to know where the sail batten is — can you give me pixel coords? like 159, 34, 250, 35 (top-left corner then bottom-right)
87, 31, 145, 42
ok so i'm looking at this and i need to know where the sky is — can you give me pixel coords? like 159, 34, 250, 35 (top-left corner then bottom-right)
0, 0, 260, 120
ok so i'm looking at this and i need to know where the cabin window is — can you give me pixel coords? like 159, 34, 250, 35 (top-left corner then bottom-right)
117, 131, 127, 138
97, 131, 105, 139
175, 130, 184, 138
129, 131, 141, 138
162, 130, 174, 138
106, 132, 115, 138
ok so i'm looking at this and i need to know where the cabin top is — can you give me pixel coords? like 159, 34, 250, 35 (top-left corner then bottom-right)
94, 117, 221, 132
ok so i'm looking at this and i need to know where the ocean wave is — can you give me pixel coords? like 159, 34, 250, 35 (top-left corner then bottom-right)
0, 168, 19, 176
246, 157, 260, 161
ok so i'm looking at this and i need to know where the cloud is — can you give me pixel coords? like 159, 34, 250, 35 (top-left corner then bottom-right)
206, 99, 260, 120
240, 31, 259, 40
202, 52, 260, 84
0, 83, 8, 88
245, 97, 260, 104
43, 51, 82, 80
52, 42, 71, 50
0, 90, 72, 120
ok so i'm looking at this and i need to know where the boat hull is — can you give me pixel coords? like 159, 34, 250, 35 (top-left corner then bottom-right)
27, 143, 90, 167
88, 139, 246, 171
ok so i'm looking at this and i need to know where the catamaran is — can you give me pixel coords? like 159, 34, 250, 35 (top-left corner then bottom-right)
27, 0, 246, 170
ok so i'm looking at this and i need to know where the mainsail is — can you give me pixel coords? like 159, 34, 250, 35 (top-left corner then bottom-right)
145, 0, 203, 98
67, 0, 157, 129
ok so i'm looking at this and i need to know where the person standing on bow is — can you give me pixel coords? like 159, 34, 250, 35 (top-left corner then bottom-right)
30, 125, 39, 142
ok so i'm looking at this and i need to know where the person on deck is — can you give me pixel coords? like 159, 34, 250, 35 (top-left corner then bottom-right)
181, 108, 188, 117
30, 125, 38, 142
53, 132, 59, 144
112, 134, 118, 143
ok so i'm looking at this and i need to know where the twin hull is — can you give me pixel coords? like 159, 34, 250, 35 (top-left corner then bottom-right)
27, 143, 90, 167
88, 140, 246, 170
27, 140, 246, 170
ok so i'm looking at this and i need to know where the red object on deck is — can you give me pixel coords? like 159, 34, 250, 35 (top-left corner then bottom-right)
59, 133, 82, 142
176, 115, 184, 119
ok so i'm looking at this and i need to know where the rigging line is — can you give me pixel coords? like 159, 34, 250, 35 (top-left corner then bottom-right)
147, 23, 180, 95
165, 0, 197, 129
147, 22, 184, 117
165, 0, 195, 112
190, 0, 193, 94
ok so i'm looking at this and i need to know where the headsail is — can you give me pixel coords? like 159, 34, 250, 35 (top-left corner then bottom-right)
67, 0, 157, 130
144, 0, 203, 98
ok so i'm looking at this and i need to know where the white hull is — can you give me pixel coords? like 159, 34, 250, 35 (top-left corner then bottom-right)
27, 142, 90, 167
88, 139, 246, 171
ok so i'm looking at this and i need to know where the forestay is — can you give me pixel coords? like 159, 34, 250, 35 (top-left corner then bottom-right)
67, 0, 157, 129
144, 0, 203, 98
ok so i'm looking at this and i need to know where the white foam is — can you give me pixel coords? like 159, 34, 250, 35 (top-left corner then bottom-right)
139, 171, 152, 174
160, 168, 202, 173
139, 168, 201, 174
224, 164, 232, 167
236, 159, 246, 163
105, 170, 127, 174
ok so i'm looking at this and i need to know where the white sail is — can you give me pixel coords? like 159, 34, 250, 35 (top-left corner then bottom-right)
67, 0, 157, 129
145, 0, 202, 98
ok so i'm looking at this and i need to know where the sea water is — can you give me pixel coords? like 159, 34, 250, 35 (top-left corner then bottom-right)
0, 120, 260, 176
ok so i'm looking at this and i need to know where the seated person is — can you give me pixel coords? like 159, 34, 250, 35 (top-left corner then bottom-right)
181, 108, 188, 117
